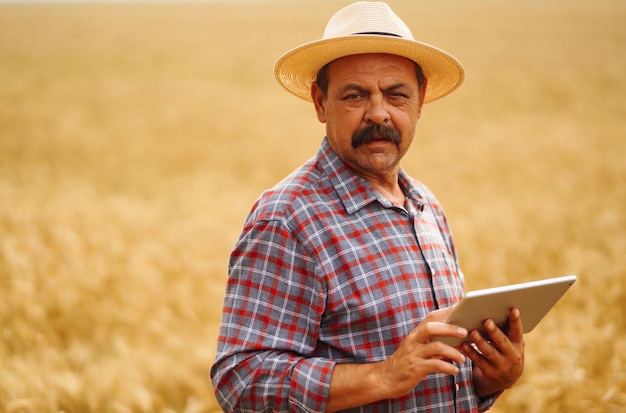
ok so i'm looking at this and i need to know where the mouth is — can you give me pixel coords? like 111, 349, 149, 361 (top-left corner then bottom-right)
352, 125, 401, 149
367, 136, 392, 144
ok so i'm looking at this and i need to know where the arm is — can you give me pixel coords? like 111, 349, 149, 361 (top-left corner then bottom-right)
325, 307, 524, 412
326, 308, 469, 412
212, 210, 476, 411
211, 219, 333, 412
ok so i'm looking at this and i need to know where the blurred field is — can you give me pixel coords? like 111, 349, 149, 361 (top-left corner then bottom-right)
0, 0, 624, 412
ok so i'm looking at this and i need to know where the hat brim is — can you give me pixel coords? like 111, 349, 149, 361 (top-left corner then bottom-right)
274, 35, 465, 103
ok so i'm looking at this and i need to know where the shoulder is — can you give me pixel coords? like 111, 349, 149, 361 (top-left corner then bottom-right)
245, 157, 335, 227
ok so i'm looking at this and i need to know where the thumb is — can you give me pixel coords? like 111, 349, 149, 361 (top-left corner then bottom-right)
426, 306, 455, 323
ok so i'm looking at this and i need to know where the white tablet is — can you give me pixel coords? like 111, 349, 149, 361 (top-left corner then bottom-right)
434, 275, 577, 346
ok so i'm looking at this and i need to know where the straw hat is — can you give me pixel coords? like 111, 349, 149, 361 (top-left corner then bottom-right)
274, 1, 464, 103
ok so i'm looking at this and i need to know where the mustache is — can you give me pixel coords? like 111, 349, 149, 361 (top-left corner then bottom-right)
351, 124, 401, 148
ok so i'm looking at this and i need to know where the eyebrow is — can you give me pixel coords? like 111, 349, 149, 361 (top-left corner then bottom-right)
339, 82, 411, 95
339, 84, 370, 95
383, 83, 412, 93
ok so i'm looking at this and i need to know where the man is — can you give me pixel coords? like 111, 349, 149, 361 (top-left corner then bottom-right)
211, 2, 524, 412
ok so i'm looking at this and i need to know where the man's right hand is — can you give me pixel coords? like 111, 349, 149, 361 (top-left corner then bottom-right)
327, 307, 467, 412
375, 307, 468, 399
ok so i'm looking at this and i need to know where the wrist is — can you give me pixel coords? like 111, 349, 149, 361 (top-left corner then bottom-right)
472, 366, 505, 398
327, 362, 389, 412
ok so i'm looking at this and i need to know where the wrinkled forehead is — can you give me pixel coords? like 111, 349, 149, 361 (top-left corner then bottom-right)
323, 53, 422, 88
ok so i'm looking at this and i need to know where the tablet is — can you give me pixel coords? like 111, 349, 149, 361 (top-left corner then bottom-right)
434, 275, 577, 346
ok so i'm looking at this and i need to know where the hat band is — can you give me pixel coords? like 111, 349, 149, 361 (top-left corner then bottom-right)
353, 31, 403, 38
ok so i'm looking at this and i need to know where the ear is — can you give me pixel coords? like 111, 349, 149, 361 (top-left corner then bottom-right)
311, 82, 327, 123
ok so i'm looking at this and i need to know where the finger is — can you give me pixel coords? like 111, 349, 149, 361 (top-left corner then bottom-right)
482, 318, 511, 352
461, 340, 493, 375
468, 327, 500, 361
480, 309, 524, 354
406, 324, 467, 364
425, 357, 462, 376
507, 308, 524, 344
424, 341, 467, 365
420, 321, 467, 342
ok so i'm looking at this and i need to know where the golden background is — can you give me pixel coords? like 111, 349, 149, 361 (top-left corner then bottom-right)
0, 1, 624, 412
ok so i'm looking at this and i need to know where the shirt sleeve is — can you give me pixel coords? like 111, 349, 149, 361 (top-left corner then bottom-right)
477, 391, 503, 412
211, 218, 334, 412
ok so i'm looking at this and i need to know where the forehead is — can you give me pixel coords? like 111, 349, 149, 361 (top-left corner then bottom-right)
325, 53, 419, 86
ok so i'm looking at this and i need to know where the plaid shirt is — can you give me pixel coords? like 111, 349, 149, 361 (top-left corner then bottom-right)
212, 138, 499, 412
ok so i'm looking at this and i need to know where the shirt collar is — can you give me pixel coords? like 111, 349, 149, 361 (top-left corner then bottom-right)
316, 137, 425, 214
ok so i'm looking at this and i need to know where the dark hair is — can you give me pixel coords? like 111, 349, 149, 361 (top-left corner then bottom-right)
315, 58, 426, 99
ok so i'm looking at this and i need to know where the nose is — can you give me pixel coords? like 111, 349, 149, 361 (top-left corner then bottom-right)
364, 93, 390, 125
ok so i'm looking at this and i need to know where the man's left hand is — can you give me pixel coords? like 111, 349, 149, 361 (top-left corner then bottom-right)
462, 308, 525, 397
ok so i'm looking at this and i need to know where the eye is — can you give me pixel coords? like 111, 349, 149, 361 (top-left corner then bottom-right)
387, 91, 411, 105
388, 91, 409, 100
342, 93, 364, 101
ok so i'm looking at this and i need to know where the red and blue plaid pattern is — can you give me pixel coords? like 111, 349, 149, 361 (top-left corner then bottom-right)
211, 138, 499, 412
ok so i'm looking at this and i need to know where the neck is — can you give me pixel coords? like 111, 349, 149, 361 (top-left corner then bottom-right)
360, 170, 405, 206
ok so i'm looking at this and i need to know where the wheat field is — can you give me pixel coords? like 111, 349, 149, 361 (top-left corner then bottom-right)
0, 0, 624, 412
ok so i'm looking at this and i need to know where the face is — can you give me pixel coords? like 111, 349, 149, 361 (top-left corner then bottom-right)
311, 53, 426, 181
